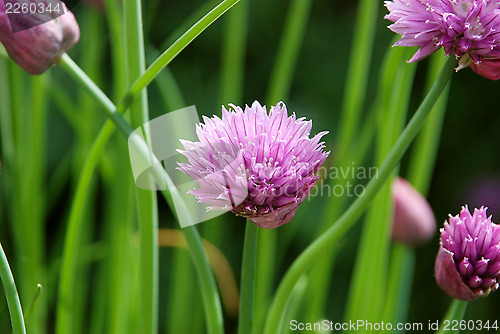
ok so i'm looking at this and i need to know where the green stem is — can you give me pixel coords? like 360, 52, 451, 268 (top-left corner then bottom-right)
335, 0, 378, 160
257, 1, 312, 331
24, 75, 48, 334
381, 243, 415, 327
220, 0, 249, 104
383, 52, 450, 329
58, 54, 133, 138
436, 300, 468, 334
407, 51, 450, 194
121, 0, 240, 107
59, 0, 239, 128
25, 284, 43, 320
0, 242, 26, 334
102, 0, 127, 99
180, 225, 224, 334
238, 221, 259, 334
266, 0, 313, 104
59, 56, 224, 334
345, 45, 416, 327
55, 122, 114, 334
303, 1, 380, 319
123, 0, 158, 333
263, 56, 456, 334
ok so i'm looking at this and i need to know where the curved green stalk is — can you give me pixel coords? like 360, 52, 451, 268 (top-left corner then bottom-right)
123, 0, 159, 333
407, 52, 450, 194
179, 226, 224, 334
55, 122, 115, 334
304, 1, 380, 321
120, 0, 240, 108
55, 4, 251, 333
238, 221, 259, 334
382, 52, 450, 329
345, 46, 416, 327
436, 300, 468, 334
59, 59, 225, 334
262, 56, 456, 334
0, 242, 26, 334
59, 0, 239, 127
53, 56, 135, 334
58, 54, 133, 138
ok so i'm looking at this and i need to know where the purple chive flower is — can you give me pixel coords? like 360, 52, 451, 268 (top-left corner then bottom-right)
435, 206, 500, 300
385, 0, 500, 80
392, 177, 436, 245
0, 1, 80, 74
177, 101, 330, 229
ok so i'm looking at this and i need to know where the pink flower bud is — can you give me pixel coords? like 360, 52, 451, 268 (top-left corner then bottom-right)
0, 1, 80, 74
391, 177, 436, 245
435, 206, 500, 301
470, 59, 500, 81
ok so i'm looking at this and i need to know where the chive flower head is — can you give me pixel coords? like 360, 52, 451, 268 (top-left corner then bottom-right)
178, 101, 330, 229
385, 0, 500, 80
435, 206, 500, 300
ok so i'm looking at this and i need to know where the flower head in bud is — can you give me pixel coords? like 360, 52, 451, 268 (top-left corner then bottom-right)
435, 206, 500, 300
385, 0, 500, 80
0, 1, 80, 74
392, 177, 436, 245
178, 101, 330, 229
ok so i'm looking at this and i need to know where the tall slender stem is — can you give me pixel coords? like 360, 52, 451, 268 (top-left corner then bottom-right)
180, 226, 224, 334
335, 0, 379, 160
238, 221, 259, 334
263, 56, 455, 334
0, 242, 26, 334
257, 1, 313, 331
266, 0, 313, 104
123, 0, 158, 333
436, 299, 468, 334
121, 0, 240, 107
57, 2, 239, 332
59, 54, 225, 334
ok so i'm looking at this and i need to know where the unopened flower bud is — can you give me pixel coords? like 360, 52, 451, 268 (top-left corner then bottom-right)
470, 59, 500, 81
0, 1, 80, 74
391, 177, 436, 245
435, 206, 500, 301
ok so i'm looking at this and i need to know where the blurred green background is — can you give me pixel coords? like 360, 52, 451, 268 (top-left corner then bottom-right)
0, 0, 499, 333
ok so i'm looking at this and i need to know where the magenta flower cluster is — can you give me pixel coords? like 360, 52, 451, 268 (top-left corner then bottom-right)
385, 0, 500, 80
435, 206, 500, 300
178, 101, 329, 229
